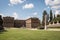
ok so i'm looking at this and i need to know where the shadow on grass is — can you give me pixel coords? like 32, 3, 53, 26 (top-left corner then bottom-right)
0, 30, 7, 34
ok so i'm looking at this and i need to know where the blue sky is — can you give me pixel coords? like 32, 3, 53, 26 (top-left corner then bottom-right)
0, 0, 59, 20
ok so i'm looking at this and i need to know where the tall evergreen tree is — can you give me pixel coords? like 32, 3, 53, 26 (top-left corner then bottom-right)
50, 10, 53, 22
54, 14, 55, 19
0, 15, 4, 31
42, 10, 48, 26
47, 14, 49, 25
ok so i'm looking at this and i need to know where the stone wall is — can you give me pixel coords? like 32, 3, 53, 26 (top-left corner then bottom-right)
3, 16, 40, 28
14, 20, 26, 28
26, 17, 40, 28
3, 16, 14, 27
47, 21, 60, 28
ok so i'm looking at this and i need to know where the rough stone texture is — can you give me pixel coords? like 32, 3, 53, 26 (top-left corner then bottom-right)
3, 16, 40, 28
47, 23, 60, 28
26, 17, 40, 28
3, 16, 14, 28
14, 20, 26, 28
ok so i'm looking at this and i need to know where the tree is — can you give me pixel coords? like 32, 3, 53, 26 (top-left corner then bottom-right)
42, 10, 48, 26
47, 14, 49, 25
54, 14, 55, 19
0, 15, 4, 31
50, 10, 53, 22
57, 14, 60, 17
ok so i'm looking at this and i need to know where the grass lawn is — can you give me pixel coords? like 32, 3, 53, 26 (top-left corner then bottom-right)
0, 28, 60, 40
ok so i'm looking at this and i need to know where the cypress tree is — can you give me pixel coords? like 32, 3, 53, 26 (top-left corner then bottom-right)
50, 10, 53, 22
42, 10, 47, 26
54, 14, 55, 19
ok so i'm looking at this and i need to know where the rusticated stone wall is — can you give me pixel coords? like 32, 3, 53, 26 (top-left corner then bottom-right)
26, 17, 40, 28
14, 20, 26, 28
3, 16, 14, 27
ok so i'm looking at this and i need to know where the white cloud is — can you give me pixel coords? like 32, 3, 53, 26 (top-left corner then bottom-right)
32, 12, 38, 18
51, 5, 60, 9
0, 13, 4, 17
45, 0, 60, 6
21, 12, 38, 19
33, 12, 38, 16
55, 10, 59, 15
9, 0, 26, 6
45, 0, 60, 9
12, 12, 18, 19
25, 16, 31, 19
8, 4, 11, 6
55, 10, 60, 15
19, 16, 31, 20
8, 3, 13, 6
23, 3, 34, 9
45, 0, 60, 15
55, 10, 60, 17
